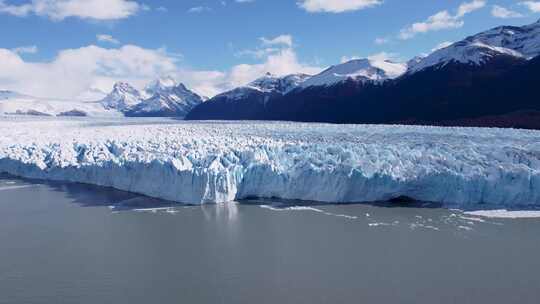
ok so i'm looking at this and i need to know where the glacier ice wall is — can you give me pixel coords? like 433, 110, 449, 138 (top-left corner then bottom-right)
1, 117, 540, 207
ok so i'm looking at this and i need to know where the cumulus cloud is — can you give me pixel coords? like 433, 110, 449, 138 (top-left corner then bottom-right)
97, 34, 120, 44
0, 45, 178, 99
399, 0, 486, 40
491, 5, 523, 18
520, 1, 540, 12
0, 35, 321, 99
0, 0, 143, 21
225, 34, 321, 92
260, 35, 293, 47
456, 0, 486, 17
228, 48, 321, 89
297, 0, 382, 13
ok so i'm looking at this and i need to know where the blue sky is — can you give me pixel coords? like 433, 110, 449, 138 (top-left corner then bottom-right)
0, 0, 539, 98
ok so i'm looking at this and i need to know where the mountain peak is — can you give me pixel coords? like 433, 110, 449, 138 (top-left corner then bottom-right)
113, 81, 131, 89
145, 76, 178, 95
247, 73, 311, 94
300, 58, 406, 88
110, 82, 140, 96
102, 78, 204, 117
157, 75, 177, 86
409, 20, 540, 73
101, 82, 142, 111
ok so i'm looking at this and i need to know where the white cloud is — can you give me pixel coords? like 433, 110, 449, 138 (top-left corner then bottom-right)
188, 6, 212, 13
97, 34, 120, 44
236, 34, 293, 58
260, 35, 293, 47
520, 1, 540, 12
456, 0, 486, 17
228, 48, 321, 89
236, 47, 280, 59
367, 52, 400, 61
11, 45, 38, 54
0, 35, 321, 99
227, 35, 321, 90
0, 45, 178, 99
399, 0, 486, 40
0, 0, 142, 21
399, 11, 463, 40
341, 51, 400, 63
491, 5, 523, 18
298, 0, 382, 13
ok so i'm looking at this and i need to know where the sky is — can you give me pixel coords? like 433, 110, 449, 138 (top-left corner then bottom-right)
0, 0, 539, 99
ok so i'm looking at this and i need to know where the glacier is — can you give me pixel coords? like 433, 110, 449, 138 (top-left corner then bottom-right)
1, 117, 540, 208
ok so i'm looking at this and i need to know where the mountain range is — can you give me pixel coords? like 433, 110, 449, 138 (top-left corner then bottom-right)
2, 20, 540, 129
101, 76, 206, 117
0, 77, 205, 118
187, 19, 540, 129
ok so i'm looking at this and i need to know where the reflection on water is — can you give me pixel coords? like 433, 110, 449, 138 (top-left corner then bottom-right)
1, 174, 540, 304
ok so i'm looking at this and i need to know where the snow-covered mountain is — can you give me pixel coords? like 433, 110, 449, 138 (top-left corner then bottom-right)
0, 91, 120, 117
101, 82, 144, 111
0, 77, 204, 118
300, 59, 406, 88
186, 73, 312, 120
100, 77, 205, 117
144, 76, 177, 96
188, 20, 540, 128
248, 73, 312, 94
128, 79, 206, 117
409, 19, 540, 73
216, 73, 311, 101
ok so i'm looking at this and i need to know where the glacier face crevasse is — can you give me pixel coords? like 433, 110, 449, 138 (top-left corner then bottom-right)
1, 118, 540, 207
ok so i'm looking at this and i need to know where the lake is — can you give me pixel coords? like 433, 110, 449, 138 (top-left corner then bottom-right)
1, 175, 540, 304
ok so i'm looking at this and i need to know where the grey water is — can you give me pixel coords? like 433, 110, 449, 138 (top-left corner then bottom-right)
1, 176, 540, 304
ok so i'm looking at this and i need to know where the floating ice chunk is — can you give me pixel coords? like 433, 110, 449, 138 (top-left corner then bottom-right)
260, 205, 325, 213
369, 222, 397, 227
133, 207, 178, 213
0, 185, 36, 191
465, 210, 540, 219
458, 215, 486, 223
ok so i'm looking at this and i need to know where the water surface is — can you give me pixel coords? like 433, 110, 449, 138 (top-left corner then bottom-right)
1, 176, 539, 304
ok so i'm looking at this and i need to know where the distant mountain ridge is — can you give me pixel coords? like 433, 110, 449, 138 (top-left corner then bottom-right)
101, 77, 206, 117
4, 19, 540, 126
0, 77, 205, 118
408, 19, 540, 73
0, 91, 120, 117
300, 58, 406, 88
187, 73, 311, 120
186, 20, 540, 129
